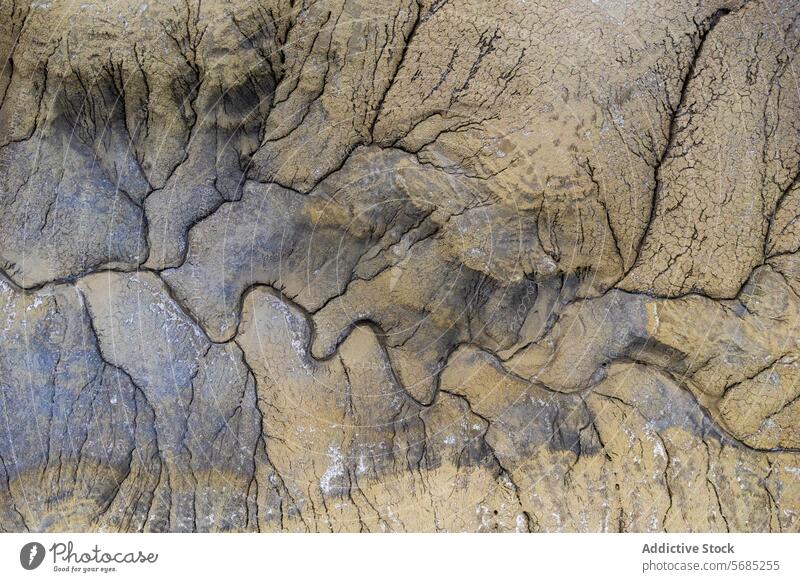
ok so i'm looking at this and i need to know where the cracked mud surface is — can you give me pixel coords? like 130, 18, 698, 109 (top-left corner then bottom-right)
1, 0, 799, 532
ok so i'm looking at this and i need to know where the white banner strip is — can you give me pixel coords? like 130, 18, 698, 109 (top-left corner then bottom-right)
1, 533, 798, 581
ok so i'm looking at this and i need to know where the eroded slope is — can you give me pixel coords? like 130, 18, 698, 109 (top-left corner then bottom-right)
1, 0, 799, 531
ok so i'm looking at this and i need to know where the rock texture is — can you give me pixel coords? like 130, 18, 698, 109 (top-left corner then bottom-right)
1, 0, 799, 532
